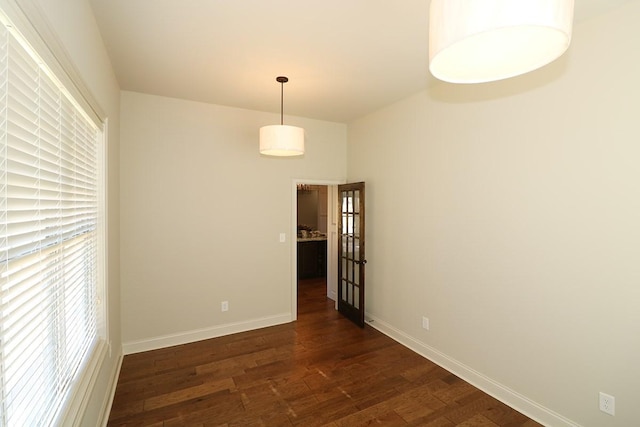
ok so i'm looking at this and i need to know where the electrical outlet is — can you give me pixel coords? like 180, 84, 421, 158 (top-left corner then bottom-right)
221, 301, 229, 312
422, 316, 430, 330
599, 392, 615, 416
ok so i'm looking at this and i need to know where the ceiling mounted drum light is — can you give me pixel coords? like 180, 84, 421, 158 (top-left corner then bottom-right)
429, 0, 575, 84
260, 76, 304, 156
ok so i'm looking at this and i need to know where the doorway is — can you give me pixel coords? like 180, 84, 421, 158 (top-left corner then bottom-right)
291, 180, 341, 320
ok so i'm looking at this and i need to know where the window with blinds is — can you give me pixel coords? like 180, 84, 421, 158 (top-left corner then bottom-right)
0, 11, 105, 427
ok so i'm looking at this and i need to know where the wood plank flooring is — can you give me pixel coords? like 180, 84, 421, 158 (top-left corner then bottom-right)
108, 278, 541, 426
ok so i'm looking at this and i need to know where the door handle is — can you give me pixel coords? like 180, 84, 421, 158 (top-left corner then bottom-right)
355, 259, 367, 265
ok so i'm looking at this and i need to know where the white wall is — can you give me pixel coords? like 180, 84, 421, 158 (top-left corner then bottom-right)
347, 3, 640, 426
32, 0, 121, 424
120, 91, 347, 350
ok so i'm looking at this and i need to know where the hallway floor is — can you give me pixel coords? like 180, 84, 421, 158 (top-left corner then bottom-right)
107, 278, 540, 426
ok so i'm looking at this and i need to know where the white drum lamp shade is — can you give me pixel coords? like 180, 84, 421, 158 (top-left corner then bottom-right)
429, 0, 574, 83
259, 124, 305, 156
260, 76, 305, 157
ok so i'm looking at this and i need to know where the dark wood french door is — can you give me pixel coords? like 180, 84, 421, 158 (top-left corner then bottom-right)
338, 182, 366, 327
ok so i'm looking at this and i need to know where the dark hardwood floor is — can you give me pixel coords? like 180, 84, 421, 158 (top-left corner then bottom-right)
108, 278, 541, 426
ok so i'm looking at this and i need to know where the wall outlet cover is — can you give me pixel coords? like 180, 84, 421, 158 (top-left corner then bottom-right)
599, 392, 615, 416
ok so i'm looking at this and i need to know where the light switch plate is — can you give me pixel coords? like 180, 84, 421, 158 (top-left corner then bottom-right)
422, 316, 430, 330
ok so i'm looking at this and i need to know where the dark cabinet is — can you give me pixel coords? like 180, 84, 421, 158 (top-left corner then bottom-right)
297, 239, 327, 279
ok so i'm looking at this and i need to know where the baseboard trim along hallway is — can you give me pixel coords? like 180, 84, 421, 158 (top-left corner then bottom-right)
365, 314, 580, 427
121, 313, 291, 355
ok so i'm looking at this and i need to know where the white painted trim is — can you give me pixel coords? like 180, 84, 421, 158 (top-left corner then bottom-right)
365, 314, 581, 427
99, 352, 123, 427
56, 340, 107, 426
122, 313, 292, 355
326, 185, 339, 303
0, 0, 105, 126
291, 181, 298, 320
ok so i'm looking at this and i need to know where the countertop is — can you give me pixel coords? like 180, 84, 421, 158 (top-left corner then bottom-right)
297, 236, 327, 242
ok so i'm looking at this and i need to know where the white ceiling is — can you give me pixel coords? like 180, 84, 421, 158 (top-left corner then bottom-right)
89, 0, 632, 123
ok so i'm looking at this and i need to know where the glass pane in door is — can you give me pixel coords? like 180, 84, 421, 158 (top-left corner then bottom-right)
354, 286, 359, 309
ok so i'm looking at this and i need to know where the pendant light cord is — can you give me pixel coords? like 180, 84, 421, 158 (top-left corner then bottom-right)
275, 76, 289, 125
280, 80, 284, 125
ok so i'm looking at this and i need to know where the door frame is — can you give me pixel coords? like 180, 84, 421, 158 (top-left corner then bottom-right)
291, 178, 345, 321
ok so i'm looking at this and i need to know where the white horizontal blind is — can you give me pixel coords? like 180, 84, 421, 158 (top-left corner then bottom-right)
0, 16, 102, 426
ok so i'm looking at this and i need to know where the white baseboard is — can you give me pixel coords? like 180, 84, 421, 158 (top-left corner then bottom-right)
122, 313, 292, 355
365, 314, 580, 427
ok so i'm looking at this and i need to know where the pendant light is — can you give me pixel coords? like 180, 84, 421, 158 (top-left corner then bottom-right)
429, 0, 575, 84
259, 76, 304, 156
